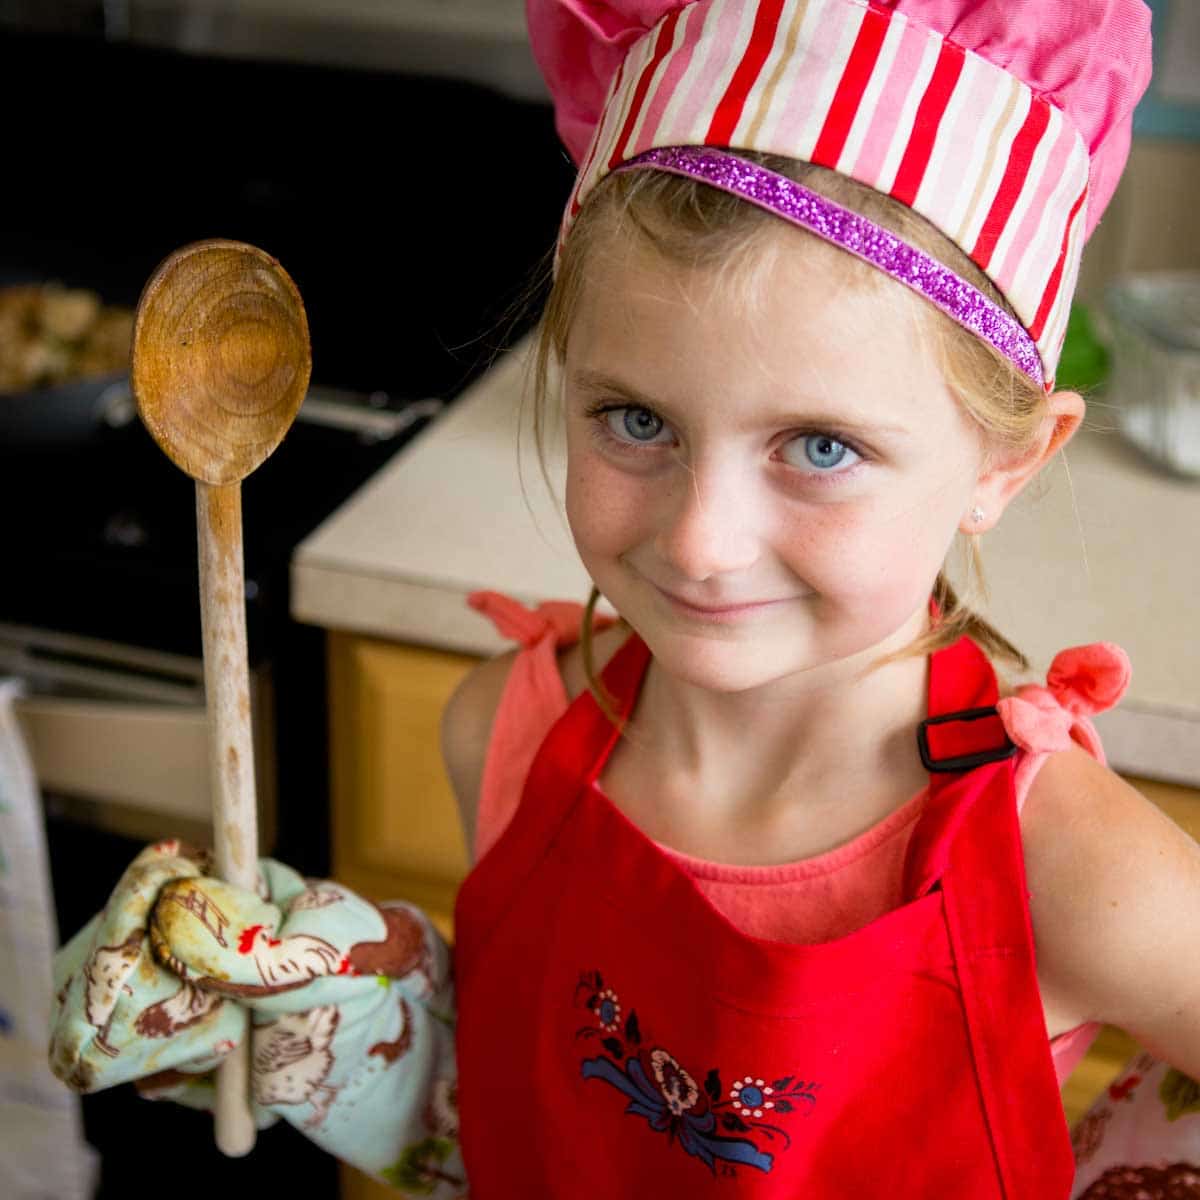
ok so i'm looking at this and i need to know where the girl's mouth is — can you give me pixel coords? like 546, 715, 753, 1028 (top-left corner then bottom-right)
653, 585, 785, 623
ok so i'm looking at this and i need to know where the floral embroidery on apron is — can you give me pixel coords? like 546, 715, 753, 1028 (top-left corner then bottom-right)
573, 968, 820, 1178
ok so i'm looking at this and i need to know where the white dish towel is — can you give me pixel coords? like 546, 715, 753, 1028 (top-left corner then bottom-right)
0, 679, 97, 1200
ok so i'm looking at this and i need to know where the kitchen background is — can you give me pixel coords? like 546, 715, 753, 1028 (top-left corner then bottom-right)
0, 1, 1197, 1198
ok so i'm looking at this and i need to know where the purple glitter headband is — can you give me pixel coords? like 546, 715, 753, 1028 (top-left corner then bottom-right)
613, 147, 1044, 388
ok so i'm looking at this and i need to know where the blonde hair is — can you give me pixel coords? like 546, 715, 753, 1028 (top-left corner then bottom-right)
528, 151, 1051, 714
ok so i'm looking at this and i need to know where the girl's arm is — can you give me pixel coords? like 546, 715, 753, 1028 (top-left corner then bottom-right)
440, 622, 629, 861
441, 649, 520, 865
1022, 746, 1200, 1079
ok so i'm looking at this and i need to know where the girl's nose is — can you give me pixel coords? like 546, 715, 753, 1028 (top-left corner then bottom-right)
652, 463, 760, 581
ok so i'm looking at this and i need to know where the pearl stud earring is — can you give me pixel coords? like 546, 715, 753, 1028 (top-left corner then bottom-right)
969, 505, 985, 525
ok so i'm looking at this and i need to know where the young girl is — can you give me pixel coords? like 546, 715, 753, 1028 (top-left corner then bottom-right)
49, 0, 1198, 1196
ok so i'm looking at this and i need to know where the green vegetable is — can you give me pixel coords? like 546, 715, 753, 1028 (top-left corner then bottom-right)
1054, 303, 1110, 394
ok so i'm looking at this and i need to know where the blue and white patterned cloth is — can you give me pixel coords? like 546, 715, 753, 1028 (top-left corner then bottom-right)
49, 840, 465, 1196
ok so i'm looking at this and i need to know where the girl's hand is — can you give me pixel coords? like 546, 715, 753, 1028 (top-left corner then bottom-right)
50, 841, 465, 1194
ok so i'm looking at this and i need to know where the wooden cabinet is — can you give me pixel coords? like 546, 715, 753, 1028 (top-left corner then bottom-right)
327, 632, 477, 1200
324, 630, 1200, 1181
328, 631, 478, 940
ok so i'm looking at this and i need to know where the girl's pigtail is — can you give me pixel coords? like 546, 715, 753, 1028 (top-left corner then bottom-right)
930, 571, 1029, 671
580, 586, 628, 730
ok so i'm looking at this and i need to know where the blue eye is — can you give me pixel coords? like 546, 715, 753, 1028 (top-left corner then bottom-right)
780, 434, 862, 472
608, 406, 667, 443
806, 436, 848, 468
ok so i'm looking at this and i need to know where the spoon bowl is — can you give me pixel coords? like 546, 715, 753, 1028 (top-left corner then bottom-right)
132, 239, 310, 485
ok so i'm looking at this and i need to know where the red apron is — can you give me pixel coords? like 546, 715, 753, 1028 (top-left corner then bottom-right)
453, 630, 1074, 1197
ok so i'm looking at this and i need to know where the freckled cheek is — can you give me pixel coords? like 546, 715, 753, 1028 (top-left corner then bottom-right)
776, 502, 951, 607
565, 453, 651, 562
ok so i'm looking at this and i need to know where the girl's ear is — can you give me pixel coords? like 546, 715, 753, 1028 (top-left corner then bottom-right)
961, 390, 1085, 534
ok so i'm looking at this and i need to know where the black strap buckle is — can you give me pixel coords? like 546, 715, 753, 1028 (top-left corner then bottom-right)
916, 706, 1017, 774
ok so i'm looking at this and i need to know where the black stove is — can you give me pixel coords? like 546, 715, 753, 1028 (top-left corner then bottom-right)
0, 28, 571, 653
1, 377, 424, 663
0, 28, 571, 726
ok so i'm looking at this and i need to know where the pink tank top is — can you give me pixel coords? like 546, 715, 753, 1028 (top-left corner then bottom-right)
466, 590, 1133, 1086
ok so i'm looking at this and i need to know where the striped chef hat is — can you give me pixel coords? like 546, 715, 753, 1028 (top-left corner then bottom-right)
527, 0, 1153, 388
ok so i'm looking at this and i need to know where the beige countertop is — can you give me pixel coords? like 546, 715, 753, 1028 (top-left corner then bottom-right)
292, 341, 1200, 787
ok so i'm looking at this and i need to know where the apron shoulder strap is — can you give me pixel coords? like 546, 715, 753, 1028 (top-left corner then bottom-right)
522, 629, 651, 803
902, 634, 1016, 900
910, 643, 1076, 1195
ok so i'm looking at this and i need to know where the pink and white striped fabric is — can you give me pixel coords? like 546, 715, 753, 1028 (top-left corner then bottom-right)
530, 0, 1153, 387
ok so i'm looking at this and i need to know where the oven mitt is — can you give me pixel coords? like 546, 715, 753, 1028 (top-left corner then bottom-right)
49, 839, 465, 1195
48, 840, 240, 1094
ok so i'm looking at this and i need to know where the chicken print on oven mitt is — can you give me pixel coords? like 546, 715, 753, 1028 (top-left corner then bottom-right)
48, 839, 464, 1196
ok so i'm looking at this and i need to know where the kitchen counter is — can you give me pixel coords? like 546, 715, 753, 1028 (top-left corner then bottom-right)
292, 340, 1200, 787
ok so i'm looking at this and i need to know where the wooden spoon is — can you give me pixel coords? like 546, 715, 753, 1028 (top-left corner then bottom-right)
131, 239, 311, 1156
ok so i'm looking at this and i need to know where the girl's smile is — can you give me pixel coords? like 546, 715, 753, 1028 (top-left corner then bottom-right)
651, 582, 800, 623
563, 229, 991, 696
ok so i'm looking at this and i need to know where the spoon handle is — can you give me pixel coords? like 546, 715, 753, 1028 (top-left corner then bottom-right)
197, 480, 258, 1156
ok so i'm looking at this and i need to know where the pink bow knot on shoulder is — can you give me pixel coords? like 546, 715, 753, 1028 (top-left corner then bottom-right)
996, 643, 1131, 764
